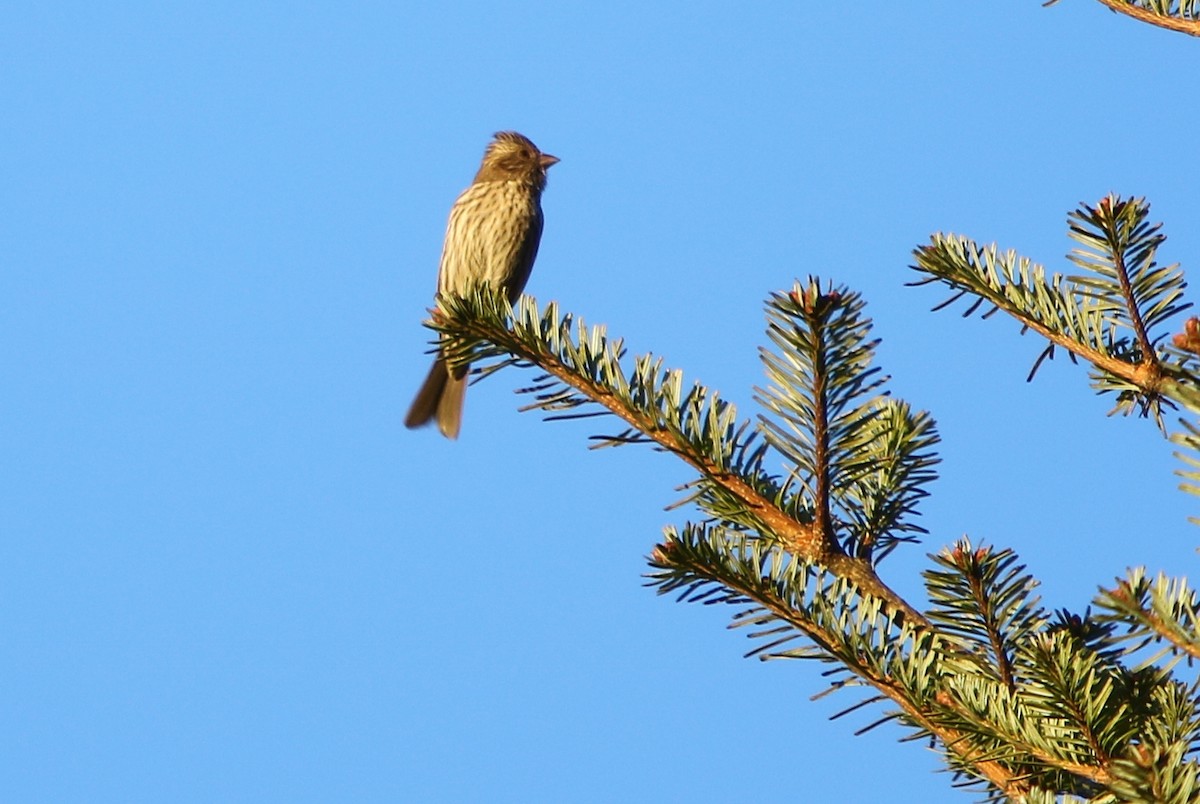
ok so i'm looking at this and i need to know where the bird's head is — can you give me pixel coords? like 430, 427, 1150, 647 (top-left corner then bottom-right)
474, 131, 559, 188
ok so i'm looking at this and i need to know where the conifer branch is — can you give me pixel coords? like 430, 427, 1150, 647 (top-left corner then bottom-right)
931, 676, 1115, 788
1064, 195, 1188, 400
911, 232, 1126, 376
432, 292, 826, 557
1083, 198, 1159, 363
693, 547, 1116, 795
1047, 0, 1200, 37
1172, 423, 1200, 514
757, 283, 873, 558
1089, 0, 1200, 37
757, 282, 938, 564
648, 527, 1029, 797
1095, 569, 1200, 661
431, 286, 932, 626
424, 269, 1200, 801
911, 195, 1195, 424
926, 542, 1043, 691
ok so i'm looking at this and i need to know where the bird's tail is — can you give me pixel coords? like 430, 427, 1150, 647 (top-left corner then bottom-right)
405, 358, 467, 439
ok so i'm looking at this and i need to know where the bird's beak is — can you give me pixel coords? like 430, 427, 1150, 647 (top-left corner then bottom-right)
540, 153, 560, 169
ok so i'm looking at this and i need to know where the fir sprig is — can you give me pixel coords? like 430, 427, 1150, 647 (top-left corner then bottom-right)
1095, 568, 1200, 666
430, 290, 821, 552
755, 281, 940, 563
910, 195, 1195, 426
925, 541, 1046, 688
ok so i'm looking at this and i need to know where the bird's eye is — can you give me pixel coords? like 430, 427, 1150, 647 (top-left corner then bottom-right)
521, 149, 532, 159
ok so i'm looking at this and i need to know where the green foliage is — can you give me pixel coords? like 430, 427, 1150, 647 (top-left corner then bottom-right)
1102, 0, 1200, 20
427, 196, 1200, 801
646, 523, 940, 673
1066, 199, 1185, 353
912, 233, 1117, 362
1095, 568, 1200, 669
757, 282, 940, 562
1172, 424, 1200, 517
911, 196, 1193, 425
838, 398, 939, 561
1044, 0, 1200, 38
925, 543, 1046, 681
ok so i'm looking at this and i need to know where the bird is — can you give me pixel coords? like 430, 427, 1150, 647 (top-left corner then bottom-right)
405, 131, 559, 439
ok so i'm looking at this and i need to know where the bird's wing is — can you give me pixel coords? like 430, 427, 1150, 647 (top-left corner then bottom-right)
506, 204, 544, 304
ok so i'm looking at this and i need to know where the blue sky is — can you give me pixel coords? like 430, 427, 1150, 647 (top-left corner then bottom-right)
4, 3, 1199, 802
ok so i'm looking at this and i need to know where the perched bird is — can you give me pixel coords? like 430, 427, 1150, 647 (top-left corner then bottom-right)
405, 131, 559, 439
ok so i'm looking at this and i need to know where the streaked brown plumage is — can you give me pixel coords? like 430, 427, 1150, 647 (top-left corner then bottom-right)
405, 131, 559, 439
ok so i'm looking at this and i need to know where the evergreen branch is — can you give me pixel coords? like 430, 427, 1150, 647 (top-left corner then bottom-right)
1095, 568, 1200, 662
647, 524, 1029, 799
653, 530, 1145, 795
1105, 724, 1200, 804
1109, 677, 1200, 802
1066, 195, 1187, 368
925, 541, 1047, 690
911, 233, 1122, 375
839, 399, 941, 562
1173, 422, 1200, 518
430, 287, 938, 626
932, 676, 1113, 791
432, 290, 827, 553
918, 547, 1185, 793
757, 280, 938, 563
427, 282, 1200, 800
1017, 631, 1138, 769
1087, 0, 1200, 37
648, 524, 904, 669
929, 628, 1179, 794
757, 281, 885, 551
911, 196, 1197, 424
